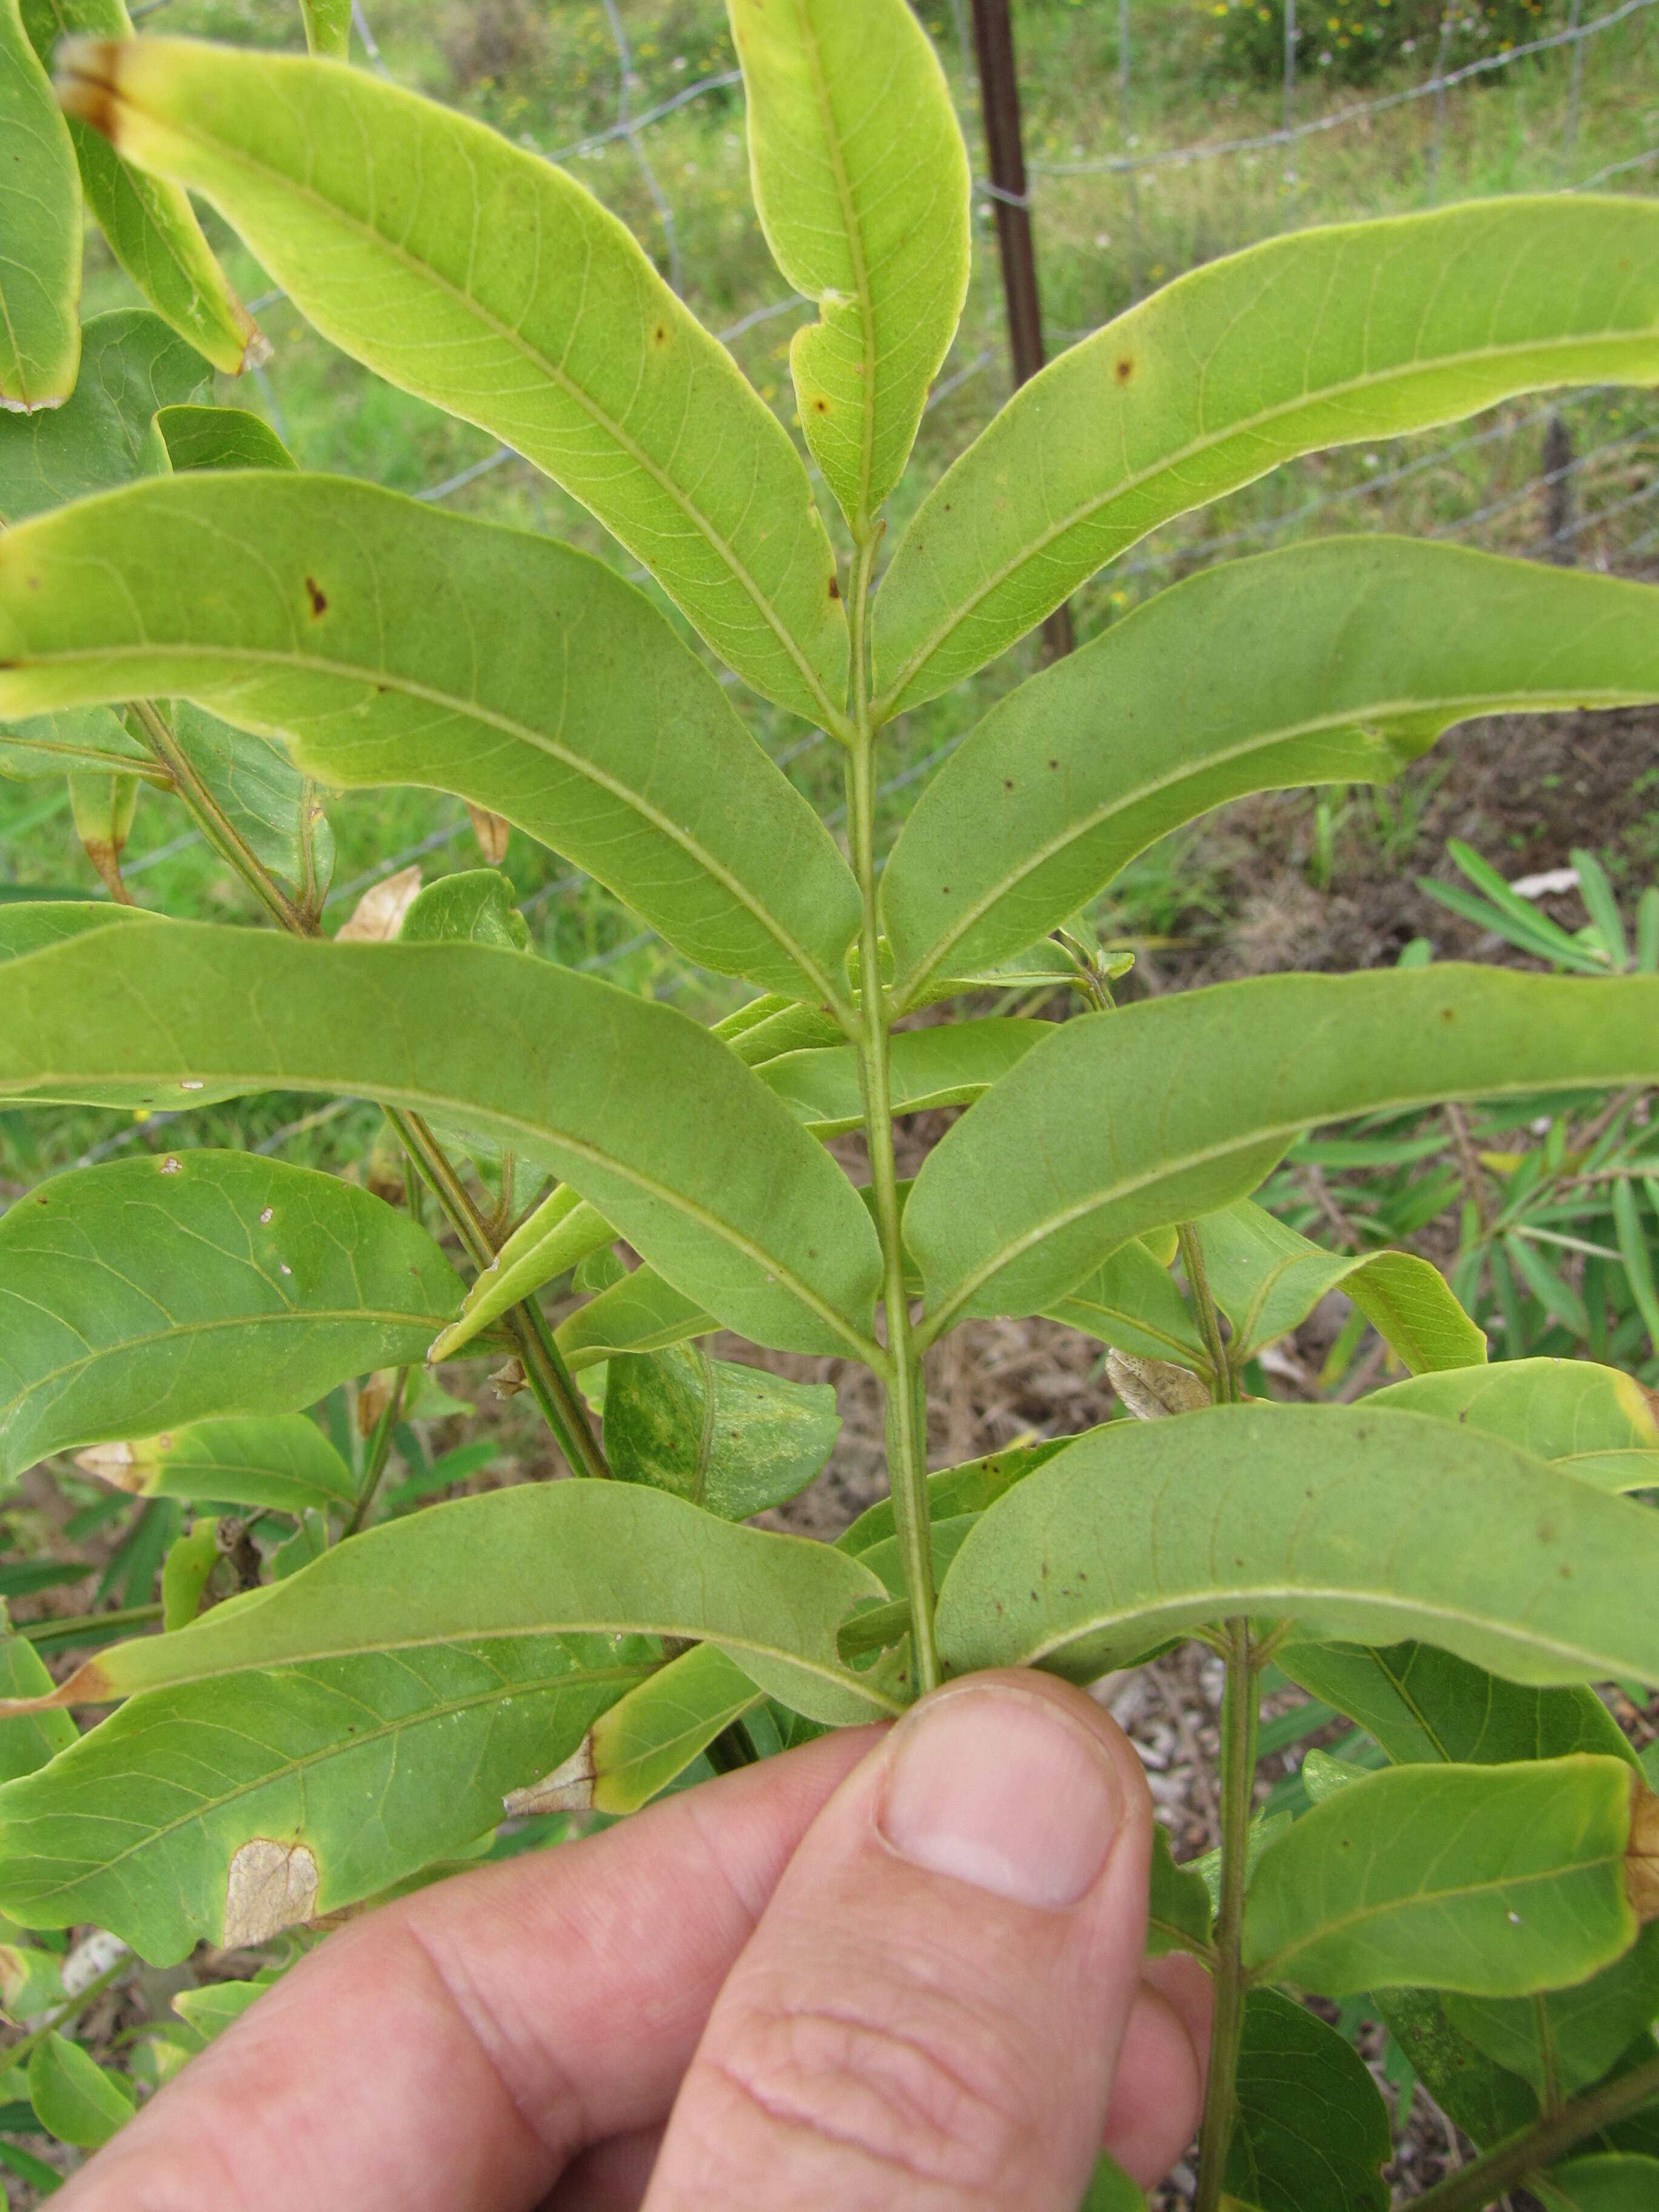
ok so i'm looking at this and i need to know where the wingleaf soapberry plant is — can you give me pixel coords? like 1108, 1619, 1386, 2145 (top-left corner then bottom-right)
1, 2, 1658, 2202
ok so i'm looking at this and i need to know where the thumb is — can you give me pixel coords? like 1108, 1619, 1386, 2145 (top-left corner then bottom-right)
643, 1670, 1204, 2212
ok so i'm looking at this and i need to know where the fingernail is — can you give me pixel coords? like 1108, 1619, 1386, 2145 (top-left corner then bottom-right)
877, 1685, 1124, 1910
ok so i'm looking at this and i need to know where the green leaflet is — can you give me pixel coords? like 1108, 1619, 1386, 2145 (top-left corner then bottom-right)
1221, 1989, 1390, 2212
161, 1515, 220, 1631
1044, 1238, 1210, 1366
1148, 1823, 1213, 1960
0, 0, 79, 412
432, 1184, 618, 1362
150, 401, 295, 472
58, 36, 850, 726
1197, 1199, 1486, 1373
10, 1481, 896, 1726
73, 1412, 358, 1516
514, 1640, 766, 1817
0, 925, 884, 1358
23, 0, 257, 375
1370, 1986, 1538, 2148
1538, 2155, 1659, 2211
172, 1977, 268, 2043
757, 1018, 1048, 1136
298, 0, 350, 58
0, 473, 860, 1000
0, 1151, 463, 1480
880, 544, 1659, 1003
0, 1631, 664, 1962
0, 308, 207, 523
1445, 1925, 1659, 2102
873, 198, 1659, 712
1279, 1639, 1638, 1772
905, 967, 1659, 1337
1368, 1359, 1659, 1492
400, 870, 527, 953
0, 1939, 65, 2019
0, 705, 155, 782
0, 1618, 75, 1783
27, 2033, 132, 2148
933, 1403, 1659, 1687
1241, 1756, 1640, 1999
602, 1345, 840, 1518
836, 1438, 1068, 1556
729, 0, 968, 529
555, 1267, 715, 1372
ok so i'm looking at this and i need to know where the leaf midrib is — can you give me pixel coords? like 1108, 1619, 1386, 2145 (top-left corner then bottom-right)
876, 329, 1659, 709
126, 87, 845, 730
21, 636, 852, 1011
794, 0, 878, 529
916, 1064, 1659, 1342
893, 682, 1658, 1005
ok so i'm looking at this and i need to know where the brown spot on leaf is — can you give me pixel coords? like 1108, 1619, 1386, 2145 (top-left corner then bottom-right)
828, 575, 841, 599
1627, 1780, 1659, 1922
813, 397, 829, 413
652, 324, 668, 347
304, 576, 327, 617
223, 1838, 319, 1946
1115, 357, 1134, 383
505, 1736, 596, 1817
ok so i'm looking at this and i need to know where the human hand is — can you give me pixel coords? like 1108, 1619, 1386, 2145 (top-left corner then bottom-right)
56, 1671, 1210, 2211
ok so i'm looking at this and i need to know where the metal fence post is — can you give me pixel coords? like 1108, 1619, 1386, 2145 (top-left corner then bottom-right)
969, 0, 1074, 659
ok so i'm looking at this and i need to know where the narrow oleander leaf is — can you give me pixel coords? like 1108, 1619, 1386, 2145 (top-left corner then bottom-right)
74, 1413, 357, 1517
905, 968, 1659, 1337
1242, 1756, 1642, 1998
0, 1632, 663, 1962
25, 0, 258, 374
0, 307, 207, 523
3, 1481, 896, 1724
1043, 1239, 1210, 1366
873, 199, 1659, 712
0, 1151, 464, 1480
432, 1185, 618, 1363
172, 704, 335, 915
1197, 1199, 1485, 1372
1222, 1989, 1390, 2212
836, 1438, 1068, 1557
508, 1641, 765, 1818
57, 38, 850, 725
151, 401, 294, 471
1370, 1987, 1538, 2148
1148, 1824, 1213, 1960
298, 0, 350, 58
555, 1267, 715, 1373
1444, 1925, 1659, 2103
882, 545, 1659, 1004
933, 1404, 1659, 1688
27, 2033, 132, 2148
728, 0, 968, 529
1538, 2154, 1659, 2211
757, 1018, 1047, 1136
1367, 1359, 1659, 1493
0, 925, 885, 1358
1278, 1638, 1638, 1772
603, 1346, 840, 1520
0, 1614, 75, 1781
0, 0, 79, 413
0, 473, 860, 1000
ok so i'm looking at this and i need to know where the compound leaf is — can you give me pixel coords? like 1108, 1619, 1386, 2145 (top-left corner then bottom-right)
58, 35, 850, 724
0, 1151, 464, 1480
1241, 1756, 1641, 1998
934, 1403, 1659, 1689
1367, 1359, 1659, 1493
874, 198, 1659, 711
23, 0, 259, 374
0, 0, 79, 412
729, 0, 968, 529
1222, 1988, 1390, 2212
0, 473, 860, 1001
905, 968, 1659, 1336
0, 924, 885, 1357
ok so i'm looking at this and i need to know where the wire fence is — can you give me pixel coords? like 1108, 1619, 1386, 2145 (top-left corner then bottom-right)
5, 0, 1658, 1022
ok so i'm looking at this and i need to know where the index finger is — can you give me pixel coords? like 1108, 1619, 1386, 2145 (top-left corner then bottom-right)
58, 1725, 880, 2212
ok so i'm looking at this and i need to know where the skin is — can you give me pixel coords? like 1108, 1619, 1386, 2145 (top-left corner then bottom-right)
56, 1672, 1209, 2211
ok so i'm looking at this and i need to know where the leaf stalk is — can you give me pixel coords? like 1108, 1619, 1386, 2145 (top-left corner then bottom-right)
1193, 1614, 1258, 2212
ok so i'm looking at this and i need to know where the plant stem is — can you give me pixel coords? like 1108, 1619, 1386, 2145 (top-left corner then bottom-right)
1178, 1221, 1235, 1402
0, 1955, 134, 2082
846, 528, 939, 1698
342, 1369, 407, 1538
1193, 1615, 1258, 2212
130, 707, 608, 1482
1410, 2049, 1659, 2212
128, 700, 309, 935
18, 1603, 163, 1646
